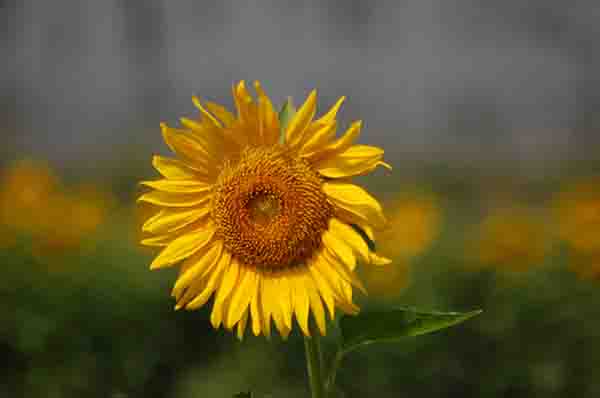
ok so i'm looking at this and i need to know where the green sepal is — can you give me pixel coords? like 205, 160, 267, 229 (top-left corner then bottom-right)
339, 307, 482, 354
278, 97, 296, 143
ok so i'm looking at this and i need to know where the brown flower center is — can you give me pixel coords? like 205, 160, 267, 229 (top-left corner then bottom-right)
211, 146, 333, 270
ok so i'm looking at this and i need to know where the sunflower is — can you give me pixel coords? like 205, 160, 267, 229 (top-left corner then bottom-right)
139, 81, 391, 339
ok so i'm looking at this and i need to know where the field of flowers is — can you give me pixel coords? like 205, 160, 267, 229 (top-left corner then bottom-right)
1, 156, 599, 397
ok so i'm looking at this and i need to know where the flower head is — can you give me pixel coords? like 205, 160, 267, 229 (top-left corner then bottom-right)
139, 81, 391, 338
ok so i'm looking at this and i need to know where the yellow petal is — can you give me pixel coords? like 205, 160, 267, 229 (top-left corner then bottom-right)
210, 295, 228, 329
327, 218, 369, 263
180, 116, 238, 154
254, 81, 280, 145
150, 222, 215, 269
285, 90, 317, 148
356, 221, 375, 243
140, 235, 172, 247
232, 81, 261, 146
184, 285, 216, 311
313, 255, 360, 314
232, 81, 254, 122
140, 179, 212, 193
226, 266, 256, 328
369, 252, 392, 266
299, 121, 337, 155
143, 221, 209, 250
250, 280, 262, 336
137, 190, 211, 207
302, 120, 362, 162
305, 276, 327, 336
272, 304, 289, 338
260, 275, 273, 338
339, 279, 355, 307
292, 273, 310, 336
152, 155, 201, 180
322, 227, 357, 270
179, 116, 209, 132
142, 207, 210, 234
192, 96, 223, 128
202, 100, 248, 147
160, 123, 218, 169
334, 207, 377, 242
314, 145, 389, 178
179, 117, 226, 148
317, 96, 345, 123
307, 261, 336, 319
277, 275, 293, 330
297, 96, 345, 154
236, 310, 249, 340
212, 252, 236, 305
174, 279, 206, 310
205, 101, 236, 127
182, 255, 226, 310
172, 242, 222, 300
277, 322, 291, 340
322, 248, 366, 294
323, 181, 387, 229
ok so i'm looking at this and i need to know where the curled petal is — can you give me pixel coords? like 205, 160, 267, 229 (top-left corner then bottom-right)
314, 145, 391, 178
323, 181, 387, 229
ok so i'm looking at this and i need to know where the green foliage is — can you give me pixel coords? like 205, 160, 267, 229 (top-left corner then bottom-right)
232, 392, 253, 398
5, 171, 600, 397
339, 307, 482, 354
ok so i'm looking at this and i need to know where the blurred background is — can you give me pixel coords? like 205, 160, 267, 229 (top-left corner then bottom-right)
1, 1, 599, 397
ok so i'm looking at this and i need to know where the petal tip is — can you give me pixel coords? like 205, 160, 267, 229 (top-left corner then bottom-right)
149, 261, 164, 270
191, 95, 202, 109
379, 161, 393, 172
370, 252, 392, 266
236, 80, 247, 92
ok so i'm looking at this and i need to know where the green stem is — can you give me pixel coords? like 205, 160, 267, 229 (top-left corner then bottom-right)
326, 349, 344, 394
304, 323, 325, 398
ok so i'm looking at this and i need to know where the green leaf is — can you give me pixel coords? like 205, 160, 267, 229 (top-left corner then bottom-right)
339, 307, 482, 353
278, 97, 296, 143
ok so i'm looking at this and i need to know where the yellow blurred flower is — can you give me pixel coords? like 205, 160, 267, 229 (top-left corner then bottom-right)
554, 178, 600, 252
567, 252, 600, 280
361, 259, 410, 299
379, 191, 442, 260
473, 207, 551, 272
0, 159, 60, 232
36, 185, 114, 253
361, 191, 440, 298
70, 185, 115, 234
0, 159, 114, 259
553, 177, 600, 279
